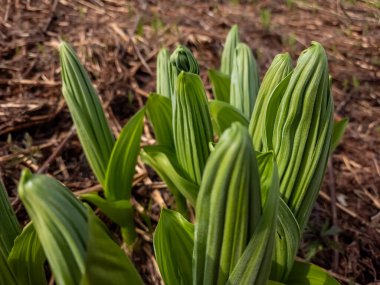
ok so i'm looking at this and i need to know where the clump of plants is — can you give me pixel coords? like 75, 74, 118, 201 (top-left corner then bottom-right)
0, 25, 347, 285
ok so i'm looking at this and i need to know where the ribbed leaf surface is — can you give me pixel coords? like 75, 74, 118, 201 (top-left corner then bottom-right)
249, 53, 292, 151
193, 123, 261, 285
220, 25, 240, 76
156, 48, 174, 98
173, 72, 213, 185
230, 43, 260, 119
59, 42, 115, 187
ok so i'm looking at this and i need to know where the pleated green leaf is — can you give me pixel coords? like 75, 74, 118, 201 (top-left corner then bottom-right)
230, 43, 260, 119
59, 42, 115, 187
8, 222, 47, 285
227, 151, 279, 285
81, 209, 144, 285
173, 72, 213, 185
0, 179, 20, 256
208, 69, 231, 102
141, 146, 198, 207
208, 100, 248, 136
0, 247, 17, 285
286, 261, 339, 285
249, 53, 293, 151
220, 25, 240, 76
18, 169, 142, 285
146, 93, 174, 148
330, 118, 348, 154
105, 108, 145, 201
269, 42, 334, 230
170, 45, 200, 75
270, 199, 300, 282
157, 48, 174, 98
193, 123, 261, 285
154, 209, 194, 285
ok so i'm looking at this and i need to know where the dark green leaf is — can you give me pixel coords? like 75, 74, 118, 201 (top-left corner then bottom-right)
153, 209, 193, 285
330, 118, 348, 154
0, 179, 20, 256
8, 222, 47, 285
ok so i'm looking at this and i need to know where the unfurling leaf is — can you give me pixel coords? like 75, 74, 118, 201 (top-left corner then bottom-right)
230, 43, 260, 119
59, 42, 115, 187
170, 45, 200, 75
330, 118, 348, 154
193, 123, 261, 285
173, 72, 213, 185
221, 25, 240, 76
157, 48, 174, 98
249, 53, 292, 151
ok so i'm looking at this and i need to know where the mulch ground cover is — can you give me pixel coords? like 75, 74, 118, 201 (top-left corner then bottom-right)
0, 0, 379, 284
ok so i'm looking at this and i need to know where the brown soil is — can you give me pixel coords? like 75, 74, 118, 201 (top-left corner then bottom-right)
0, 0, 379, 284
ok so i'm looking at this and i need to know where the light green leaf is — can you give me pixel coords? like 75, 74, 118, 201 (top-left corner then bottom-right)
249, 53, 292, 151
227, 151, 279, 285
230, 43, 260, 119
208, 100, 248, 136
146, 93, 174, 148
173, 72, 213, 185
0, 179, 20, 256
81, 208, 144, 285
105, 107, 145, 201
221, 25, 240, 76
330, 118, 348, 154
8, 222, 47, 285
286, 261, 339, 285
141, 146, 198, 207
156, 48, 173, 98
154, 209, 194, 285
193, 123, 261, 285
208, 69, 231, 102
59, 42, 115, 187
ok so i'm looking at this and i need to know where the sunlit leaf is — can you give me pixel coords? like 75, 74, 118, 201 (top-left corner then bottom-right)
221, 25, 240, 76
286, 261, 339, 285
156, 48, 174, 98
